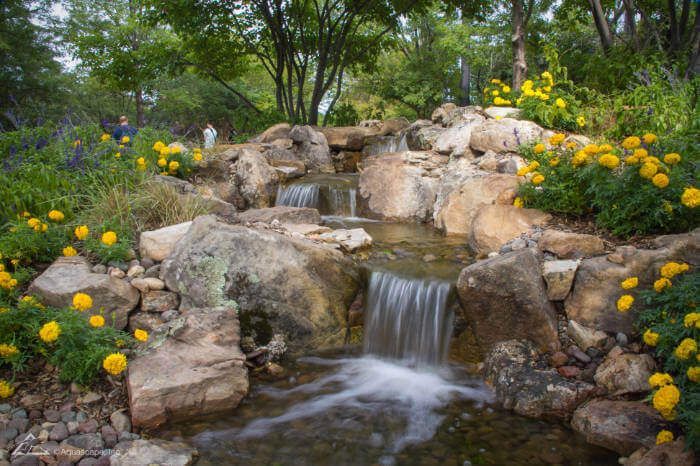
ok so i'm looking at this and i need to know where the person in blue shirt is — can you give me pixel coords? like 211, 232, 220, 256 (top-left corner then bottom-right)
112, 115, 138, 142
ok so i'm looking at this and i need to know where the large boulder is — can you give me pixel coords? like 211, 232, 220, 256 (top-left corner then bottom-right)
431, 158, 482, 225
538, 229, 605, 259
160, 216, 361, 349
404, 120, 445, 151
357, 151, 448, 222
253, 123, 291, 143
289, 125, 334, 173
571, 399, 665, 455
433, 173, 520, 236
469, 118, 543, 154
456, 248, 560, 354
469, 205, 551, 254
127, 305, 248, 429
139, 221, 193, 262
565, 230, 699, 334
378, 117, 410, 135
484, 340, 596, 420
111, 439, 197, 466
236, 206, 321, 225
234, 149, 279, 209
318, 126, 373, 151
432, 113, 485, 158
593, 352, 655, 396
627, 438, 696, 466
28, 256, 139, 329
484, 106, 521, 119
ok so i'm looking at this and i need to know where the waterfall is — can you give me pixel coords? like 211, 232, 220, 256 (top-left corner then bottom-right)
363, 271, 453, 366
328, 187, 357, 217
364, 134, 409, 156
276, 184, 320, 208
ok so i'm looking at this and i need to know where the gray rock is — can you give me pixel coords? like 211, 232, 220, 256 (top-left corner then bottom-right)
140, 291, 179, 313
43, 409, 60, 423
594, 352, 655, 395
567, 320, 608, 351
50, 422, 69, 442
109, 439, 196, 466
236, 206, 321, 225
109, 412, 130, 434
139, 222, 193, 263
234, 149, 280, 208
64, 433, 104, 452
542, 259, 578, 301
91, 265, 107, 274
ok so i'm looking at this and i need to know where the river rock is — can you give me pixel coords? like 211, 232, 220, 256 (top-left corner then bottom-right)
542, 259, 579, 301
110, 439, 197, 466
139, 222, 193, 262
538, 230, 605, 259
234, 149, 279, 209
566, 320, 607, 351
318, 126, 373, 151
571, 399, 665, 455
627, 438, 696, 466
253, 123, 291, 143
484, 340, 596, 420
469, 118, 543, 154
484, 106, 521, 119
140, 291, 179, 313
404, 120, 445, 151
593, 352, 655, 395
565, 230, 699, 334
127, 305, 248, 429
236, 206, 321, 225
432, 113, 485, 158
469, 205, 551, 254
430, 103, 457, 125
434, 173, 519, 236
161, 215, 361, 349
456, 248, 560, 353
318, 228, 372, 252
357, 151, 448, 222
281, 223, 332, 236
289, 125, 334, 173
28, 257, 138, 329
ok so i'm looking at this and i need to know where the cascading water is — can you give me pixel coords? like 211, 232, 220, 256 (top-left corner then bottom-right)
363, 133, 409, 156
275, 183, 320, 208
276, 175, 359, 217
328, 186, 357, 218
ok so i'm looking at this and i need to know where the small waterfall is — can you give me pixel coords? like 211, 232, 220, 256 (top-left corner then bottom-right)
328, 187, 357, 217
363, 271, 453, 366
276, 184, 320, 208
364, 134, 409, 156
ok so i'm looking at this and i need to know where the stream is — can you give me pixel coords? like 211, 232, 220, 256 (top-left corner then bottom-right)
161, 174, 618, 465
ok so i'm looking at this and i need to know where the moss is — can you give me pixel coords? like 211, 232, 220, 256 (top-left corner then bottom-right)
185, 255, 238, 308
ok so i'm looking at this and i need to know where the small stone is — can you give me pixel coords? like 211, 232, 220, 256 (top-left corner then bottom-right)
567, 320, 608, 351
161, 310, 179, 322
422, 254, 437, 262
44, 409, 61, 423
567, 346, 591, 363
50, 422, 69, 442
265, 362, 285, 378
143, 264, 159, 278
117, 432, 139, 442
19, 394, 45, 410
140, 291, 179, 313
77, 458, 98, 466
510, 238, 527, 251
108, 267, 126, 279
557, 366, 581, 378
142, 277, 165, 291
78, 419, 99, 434
110, 411, 131, 434
37, 429, 50, 443
10, 455, 39, 466
27, 410, 42, 421
585, 347, 603, 359
0, 428, 18, 442
616, 333, 629, 346
65, 433, 104, 452
140, 258, 155, 269
91, 264, 107, 274
128, 259, 140, 268
549, 351, 569, 367
0, 404, 10, 414
56, 442, 85, 464
76, 412, 87, 423
67, 421, 80, 435
100, 426, 118, 448
77, 392, 101, 405
8, 418, 28, 432
126, 265, 145, 278
11, 409, 27, 419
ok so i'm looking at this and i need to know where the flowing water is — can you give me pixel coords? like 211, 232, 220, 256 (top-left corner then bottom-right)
363, 134, 409, 156
163, 174, 617, 465
276, 174, 358, 217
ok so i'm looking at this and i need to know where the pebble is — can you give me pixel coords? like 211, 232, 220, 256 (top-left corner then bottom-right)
128, 259, 141, 269
11, 409, 27, 419
67, 421, 80, 435
78, 392, 101, 406
130, 278, 148, 292
557, 366, 581, 378
108, 268, 125, 279
0, 428, 18, 442
109, 411, 131, 434
50, 422, 69, 442
11, 455, 39, 466
117, 432, 139, 442
126, 265, 145, 278
78, 419, 99, 434
616, 332, 629, 346
75, 412, 88, 423
140, 258, 155, 269
142, 277, 165, 290
566, 346, 591, 363
8, 418, 28, 432
27, 410, 42, 421
91, 264, 107, 274
60, 412, 76, 423
44, 410, 61, 423
100, 426, 117, 448
0, 405, 9, 414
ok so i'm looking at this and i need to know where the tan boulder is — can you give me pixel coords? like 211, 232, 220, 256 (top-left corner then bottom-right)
253, 123, 291, 143
469, 118, 543, 153
538, 229, 605, 259
566, 320, 608, 350
627, 438, 696, 466
236, 206, 321, 225
234, 149, 280, 208
139, 221, 193, 262
542, 259, 579, 301
594, 352, 656, 396
317, 126, 372, 151
469, 205, 551, 254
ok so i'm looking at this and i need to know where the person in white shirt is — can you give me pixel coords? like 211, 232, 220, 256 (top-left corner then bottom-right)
203, 122, 217, 148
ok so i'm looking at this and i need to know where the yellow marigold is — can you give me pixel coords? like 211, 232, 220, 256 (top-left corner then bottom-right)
171, 145, 182, 154
576, 116, 585, 127
136, 157, 146, 165
517, 166, 530, 176
620, 277, 638, 289
101, 231, 117, 246
39, 321, 61, 343
74, 225, 89, 240
134, 329, 148, 342
160, 147, 171, 157
660, 262, 689, 279
528, 161, 540, 171
48, 210, 64, 222
193, 152, 202, 162
153, 141, 165, 152
656, 430, 673, 445
168, 160, 180, 172
72, 292, 93, 312
652, 384, 680, 420
103, 353, 128, 376
681, 187, 700, 208
120, 136, 130, 144
549, 157, 560, 167
598, 153, 620, 169
625, 155, 640, 165
598, 144, 613, 153
622, 136, 641, 150
652, 173, 669, 189
0, 380, 14, 398
555, 98, 566, 109
674, 338, 697, 360
27, 217, 41, 228
684, 312, 700, 329
616, 294, 634, 312
654, 277, 672, 292
533, 143, 545, 154
0, 343, 19, 358
633, 148, 648, 159
62, 246, 77, 257
531, 174, 545, 185
157, 158, 167, 168
114, 152, 121, 159
642, 133, 657, 144
687, 366, 700, 383
649, 372, 674, 388
502, 85, 511, 93
583, 144, 599, 155
490, 78, 501, 84
643, 156, 661, 165
663, 153, 681, 165
513, 197, 524, 208
566, 141, 577, 150
89, 315, 105, 328
572, 151, 588, 167
643, 329, 659, 347
100, 133, 110, 142
548, 133, 566, 146
639, 162, 658, 179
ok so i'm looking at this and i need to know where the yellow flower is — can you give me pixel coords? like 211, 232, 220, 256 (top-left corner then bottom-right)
548, 133, 566, 146
684, 312, 700, 329
48, 210, 64, 222
120, 136, 130, 144
653, 277, 672, 292
0, 343, 19, 358
490, 78, 501, 84
74, 225, 89, 240
72, 292, 93, 312
633, 148, 648, 159
583, 144, 599, 155
62, 246, 77, 257
153, 141, 165, 152
103, 353, 128, 376
620, 277, 638, 289
652, 173, 669, 189
656, 430, 673, 445
616, 295, 634, 312
513, 197, 524, 208
193, 152, 203, 162
576, 116, 585, 127
39, 321, 61, 343
528, 161, 540, 170
572, 151, 588, 167
674, 338, 697, 360
598, 144, 613, 153
0, 380, 14, 398
531, 174, 545, 185
555, 98, 566, 109
642, 133, 657, 144
168, 160, 180, 173
533, 144, 545, 154
598, 154, 620, 169
114, 152, 121, 159
502, 85, 511, 93
157, 158, 167, 168
680, 187, 699, 208
621, 136, 641, 150
625, 155, 640, 165
134, 329, 149, 342
89, 315, 105, 328
160, 147, 171, 157
492, 90, 499, 96
549, 157, 560, 167
27, 217, 41, 228
100, 133, 110, 142
663, 153, 681, 165
639, 162, 658, 179
517, 166, 529, 176
171, 145, 182, 154
101, 231, 117, 246
643, 156, 661, 165
566, 141, 577, 150
643, 329, 659, 347
660, 262, 689, 279
649, 372, 673, 388
688, 366, 700, 383
652, 384, 680, 420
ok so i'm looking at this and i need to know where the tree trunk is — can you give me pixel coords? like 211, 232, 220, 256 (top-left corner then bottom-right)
623, 0, 639, 51
686, 2, 700, 78
588, 0, 614, 52
512, 0, 527, 91
135, 88, 145, 127
669, 0, 681, 53
460, 58, 471, 105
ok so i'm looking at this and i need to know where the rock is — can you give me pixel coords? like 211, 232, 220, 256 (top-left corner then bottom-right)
19, 394, 44, 410
141, 291, 179, 313
108, 268, 125, 279
127, 312, 162, 333
288, 125, 333, 173
91, 264, 107, 274
331, 151, 363, 173
101, 425, 118, 449
110, 439, 196, 466
594, 353, 655, 395
403, 121, 444, 151
78, 419, 98, 434
542, 259, 579, 301
567, 320, 608, 351
77, 392, 101, 405
281, 224, 332, 236
549, 351, 569, 367
127, 305, 248, 429
125, 265, 144, 278
357, 151, 448, 222
317, 127, 372, 151
566, 230, 699, 334
44, 410, 60, 423
556, 366, 580, 378
571, 399, 665, 455
484, 340, 596, 420
626, 438, 696, 466
484, 106, 521, 119
28, 257, 139, 329
253, 123, 291, 143
318, 228, 372, 252
434, 173, 519, 236
150, 176, 238, 219
236, 206, 321, 225
432, 113, 485, 157
538, 230, 605, 259
469, 205, 551, 255
567, 346, 591, 363
234, 149, 280, 209
138, 222, 193, 263
378, 117, 410, 135
109, 411, 131, 434
161, 216, 361, 350
469, 118, 543, 153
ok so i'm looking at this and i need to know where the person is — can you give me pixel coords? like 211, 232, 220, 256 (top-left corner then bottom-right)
203, 122, 217, 149
112, 115, 138, 142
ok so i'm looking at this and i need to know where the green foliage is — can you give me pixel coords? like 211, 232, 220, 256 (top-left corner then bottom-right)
0, 216, 69, 264
324, 102, 360, 127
